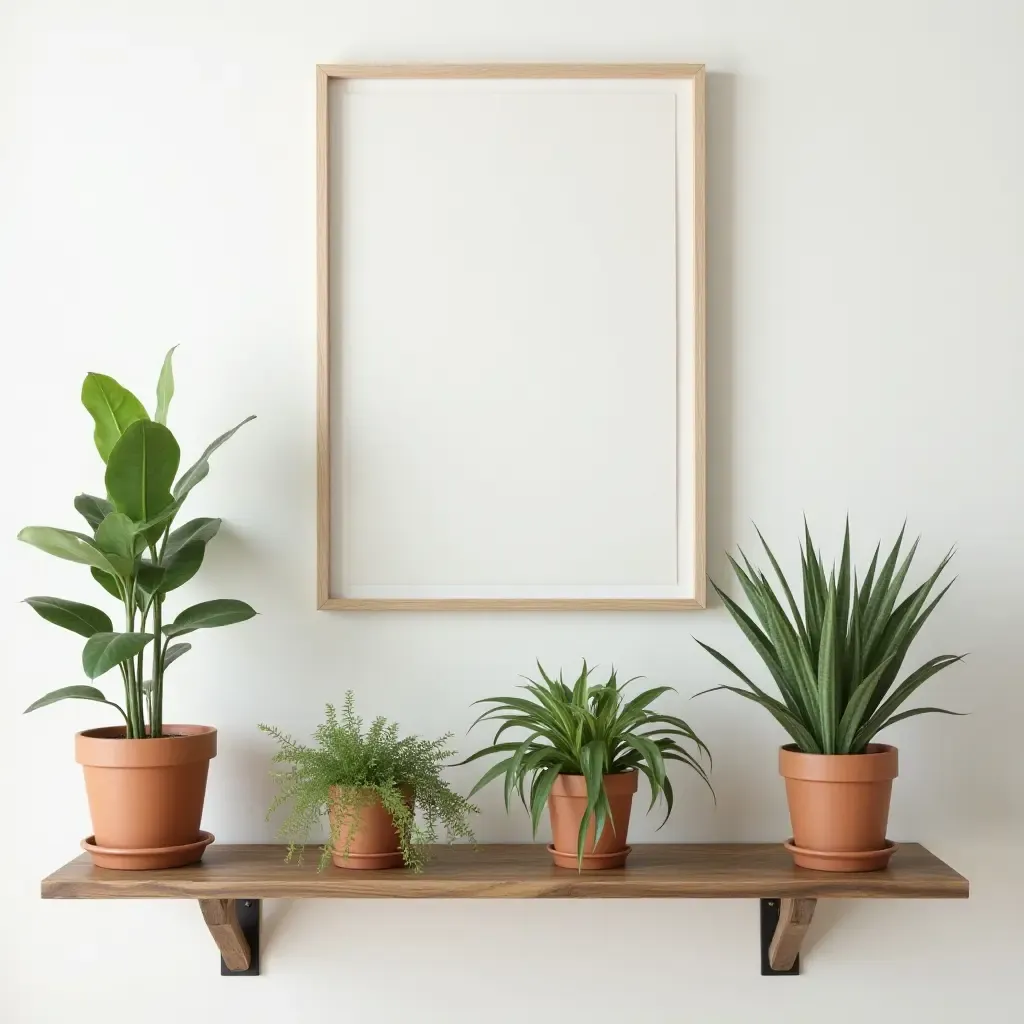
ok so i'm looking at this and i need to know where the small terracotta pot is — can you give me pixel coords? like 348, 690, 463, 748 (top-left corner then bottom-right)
328, 786, 414, 870
75, 724, 217, 870
547, 770, 638, 870
780, 743, 899, 872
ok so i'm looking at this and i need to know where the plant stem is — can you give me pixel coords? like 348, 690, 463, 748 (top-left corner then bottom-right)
151, 593, 163, 738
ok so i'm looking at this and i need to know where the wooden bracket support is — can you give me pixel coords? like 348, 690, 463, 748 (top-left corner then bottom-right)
199, 898, 261, 975
760, 897, 816, 975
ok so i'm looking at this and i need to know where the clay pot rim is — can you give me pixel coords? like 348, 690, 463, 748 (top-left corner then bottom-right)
76, 724, 217, 767
551, 769, 639, 798
779, 742, 898, 782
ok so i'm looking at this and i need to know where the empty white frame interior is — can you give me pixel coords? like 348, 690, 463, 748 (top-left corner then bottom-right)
323, 71, 704, 607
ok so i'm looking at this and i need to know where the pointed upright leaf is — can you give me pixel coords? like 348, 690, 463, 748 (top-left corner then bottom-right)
105, 420, 180, 528
81, 373, 149, 462
163, 642, 192, 670
173, 415, 256, 502
155, 346, 177, 425
94, 512, 140, 577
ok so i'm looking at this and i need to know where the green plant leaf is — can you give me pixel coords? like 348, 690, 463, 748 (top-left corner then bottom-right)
528, 766, 560, 838
18, 526, 118, 575
24, 597, 113, 637
164, 517, 221, 560
159, 540, 206, 592
81, 373, 150, 462
24, 684, 126, 722
74, 493, 113, 531
82, 631, 154, 679
135, 561, 167, 596
162, 598, 257, 637
173, 415, 256, 502
93, 511, 140, 577
91, 567, 122, 599
155, 345, 177, 425
105, 420, 181, 527
163, 642, 192, 669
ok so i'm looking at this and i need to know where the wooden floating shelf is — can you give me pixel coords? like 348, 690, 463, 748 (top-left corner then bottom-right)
41, 842, 968, 977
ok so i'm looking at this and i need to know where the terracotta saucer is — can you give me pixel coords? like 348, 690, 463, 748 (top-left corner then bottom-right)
332, 849, 406, 870
547, 844, 632, 871
784, 837, 898, 873
81, 830, 214, 870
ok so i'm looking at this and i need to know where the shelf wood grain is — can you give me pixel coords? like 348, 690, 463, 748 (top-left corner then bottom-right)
41, 843, 968, 901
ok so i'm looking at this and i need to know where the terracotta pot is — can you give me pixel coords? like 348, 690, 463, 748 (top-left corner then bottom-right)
547, 770, 638, 870
780, 743, 899, 872
75, 724, 217, 870
328, 786, 413, 870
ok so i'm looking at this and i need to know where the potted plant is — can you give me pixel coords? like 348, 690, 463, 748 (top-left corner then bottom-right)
461, 661, 712, 870
696, 520, 963, 871
260, 693, 478, 871
18, 349, 257, 870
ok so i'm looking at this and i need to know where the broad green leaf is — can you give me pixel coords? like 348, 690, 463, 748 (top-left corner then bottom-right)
81, 373, 149, 462
135, 561, 167, 596
155, 345, 177, 425
18, 526, 118, 575
162, 598, 257, 637
91, 567, 122, 599
74, 494, 113, 531
164, 517, 221, 560
159, 540, 206, 592
105, 420, 180, 527
173, 415, 256, 502
94, 512, 140, 577
163, 642, 192, 669
24, 596, 112, 637
82, 631, 154, 679
24, 684, 123, 718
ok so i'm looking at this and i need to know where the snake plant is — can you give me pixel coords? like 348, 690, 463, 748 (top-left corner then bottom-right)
696, 520, 963, 755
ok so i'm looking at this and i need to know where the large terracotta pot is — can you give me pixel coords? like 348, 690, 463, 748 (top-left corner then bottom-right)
76, 724, 217, 870
328, 786, 413, 870
547, 770, 638, 870
780, 743, 899, 872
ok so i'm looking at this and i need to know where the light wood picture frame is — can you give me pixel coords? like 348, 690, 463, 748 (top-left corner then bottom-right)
317, 63, 706, 610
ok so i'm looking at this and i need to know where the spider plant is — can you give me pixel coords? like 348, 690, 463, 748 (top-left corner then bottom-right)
460, 661, 712, 866
696, 520, 963, 755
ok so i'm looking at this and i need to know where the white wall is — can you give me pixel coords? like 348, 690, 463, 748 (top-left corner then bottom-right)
3, 2, 1022, 1021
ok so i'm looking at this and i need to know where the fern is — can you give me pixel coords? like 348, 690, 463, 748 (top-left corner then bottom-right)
259, 693, 478, 872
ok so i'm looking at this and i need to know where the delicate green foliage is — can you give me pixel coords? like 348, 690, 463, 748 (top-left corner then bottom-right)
155, 346, 177, 425
696, 520, 964, 754
81, 373, 149, 462
18, 351, 256, 737
24, 597, 112, 638
260, 693, 478, 872
162, 599, 257, 637
461, 661, 713, 869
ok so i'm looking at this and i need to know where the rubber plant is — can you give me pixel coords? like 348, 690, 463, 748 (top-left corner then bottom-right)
18, 348, 257, 868
695, 519, 963, 871
461, 661, 712, 870
19, 348, 257, 736
260, 692, 478, 872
